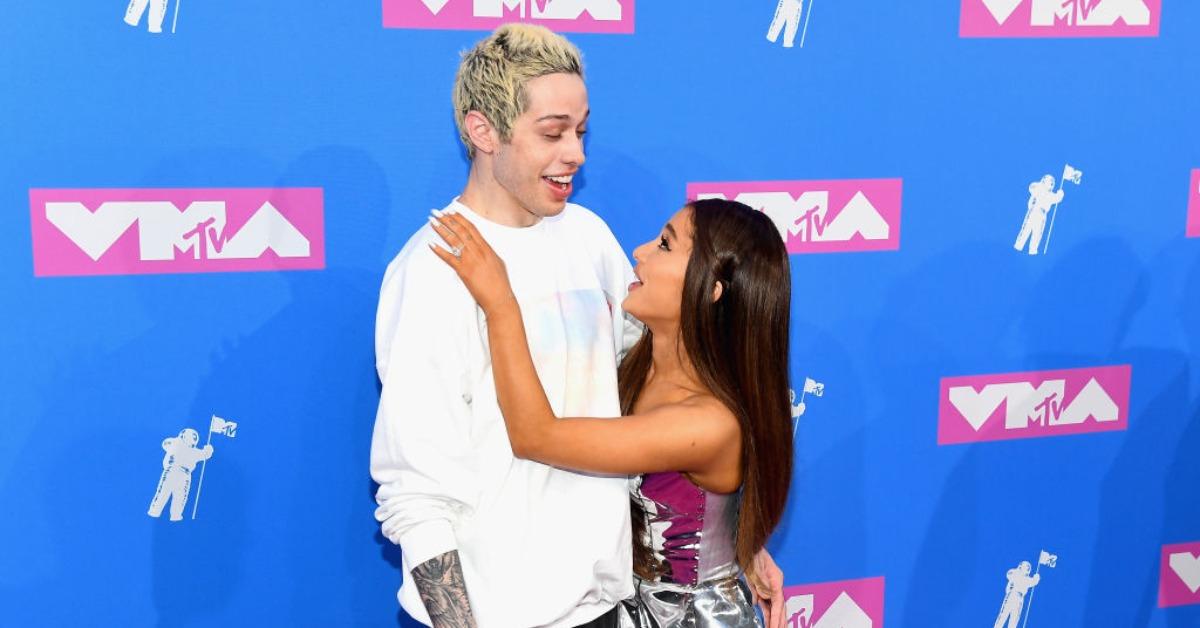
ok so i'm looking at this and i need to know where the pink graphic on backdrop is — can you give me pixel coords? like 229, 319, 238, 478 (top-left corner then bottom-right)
686, 179, 902, 255
1160, 541, 1200, 608
29, 188, 325, 277
384, 0, 635, 34
783, 576, 885, 628
960, 0, 1160, 38
1187, 170, 1200, 238
938, 364, 1131, 445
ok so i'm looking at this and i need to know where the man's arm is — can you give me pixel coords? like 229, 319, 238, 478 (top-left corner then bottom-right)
412, 551, 477, 628
371, 246, 480, 622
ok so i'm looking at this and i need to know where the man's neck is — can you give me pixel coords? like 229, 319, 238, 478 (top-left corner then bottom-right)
459, 161, 540, 228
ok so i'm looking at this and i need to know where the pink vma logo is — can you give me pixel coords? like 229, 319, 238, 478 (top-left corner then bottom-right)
783, 576, 885, 628
29, 188, 325, 277
687, 179, 902, 255
938, 365, 1131, 445
960, 0, 1161, 37
1160, 541, 1200, 608
1187, 170, 1200, 238
383, 0, 635, 33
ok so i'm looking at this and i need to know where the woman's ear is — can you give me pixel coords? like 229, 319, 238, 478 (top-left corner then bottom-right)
712, 280, 724, 303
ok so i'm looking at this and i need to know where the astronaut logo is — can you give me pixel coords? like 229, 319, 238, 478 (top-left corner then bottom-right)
384, 0, 635, 34
994, 551, 1056, 628
1160, 541, 1200, 607
148, 415, 237, 522
1014, 165, 1082, 256
960, 0, 1160, 37
782, 576, 885, 628
1186, 170, 1200, 238
687, 179, 903, 255
124, 0, 181, 34
938, 365, 1131, 445
767, 0, 815, 48
792, 377, 824, 436
29, 188, 325, 277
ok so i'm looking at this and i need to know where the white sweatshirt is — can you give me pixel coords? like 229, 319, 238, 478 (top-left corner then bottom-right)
371, 199, 642, 627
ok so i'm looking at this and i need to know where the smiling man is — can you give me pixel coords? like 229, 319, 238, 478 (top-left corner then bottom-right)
370, 24, 640, 628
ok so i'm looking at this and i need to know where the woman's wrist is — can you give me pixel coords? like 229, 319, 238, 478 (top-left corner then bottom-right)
483, 293, 520, 320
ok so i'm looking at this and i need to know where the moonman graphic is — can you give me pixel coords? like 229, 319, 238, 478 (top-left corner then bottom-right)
1013, 175, 1064, 256
124, 0, 169, 34
148, 428, 213, 522
767, 0, 805, 48
994, 561, 1041, 628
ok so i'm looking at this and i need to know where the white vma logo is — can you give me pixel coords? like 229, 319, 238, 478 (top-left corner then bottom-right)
698, 191, 889, 244
949, 378, 1118, 431
767, 0, 816, 48
46, 200, 311, 262
791, 376, 824, 436
786, 592, 872, 628
148, 416, 238, 522
1170, 553, 1200, 594
980, 0, 1151, 26
419, 0, 623, 19
124, 0, 183, 34
995, 551, 1056, 628
1014, 165, 1082, 256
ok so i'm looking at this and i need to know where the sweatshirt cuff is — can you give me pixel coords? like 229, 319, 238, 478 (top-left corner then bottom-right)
399, 519, 459, 570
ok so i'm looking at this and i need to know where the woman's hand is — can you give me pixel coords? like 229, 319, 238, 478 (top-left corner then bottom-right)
428, 210, 517, 315
748, 548, 786, 628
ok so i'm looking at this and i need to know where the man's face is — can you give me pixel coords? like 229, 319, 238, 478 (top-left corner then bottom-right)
491, 72, 589, 219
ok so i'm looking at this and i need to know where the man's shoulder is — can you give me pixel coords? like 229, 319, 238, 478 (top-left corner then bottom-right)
380, 222, 469, 303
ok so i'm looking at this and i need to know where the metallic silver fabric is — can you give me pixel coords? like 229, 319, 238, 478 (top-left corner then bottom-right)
619, 575, 762, 628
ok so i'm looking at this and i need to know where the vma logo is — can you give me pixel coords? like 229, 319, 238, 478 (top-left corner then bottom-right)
783, 576, 885, 628
1187, 170, 1200, 239
1160, 541, 1200, 608
687, 179, 903, 255
383, 0, 635, 33
29, 188, 325, 277
148, 415, 238, 522
938, 365, 1131, 445
960, 0, 1160, 38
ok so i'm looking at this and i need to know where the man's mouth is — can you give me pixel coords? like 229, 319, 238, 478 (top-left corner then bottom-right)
543, 174, 573, 193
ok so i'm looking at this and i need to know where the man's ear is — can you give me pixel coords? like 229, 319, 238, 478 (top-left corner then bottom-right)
464, 110, 498, 156
712, 280, 724, 303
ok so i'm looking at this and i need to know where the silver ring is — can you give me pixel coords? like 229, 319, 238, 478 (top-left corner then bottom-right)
450, 245, 462, 258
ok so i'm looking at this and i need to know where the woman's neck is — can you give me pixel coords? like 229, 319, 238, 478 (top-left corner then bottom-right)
646, 324, 704, 395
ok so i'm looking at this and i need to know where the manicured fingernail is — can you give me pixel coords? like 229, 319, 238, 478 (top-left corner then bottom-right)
431, 208, 444, 217
428, 216, 443, 227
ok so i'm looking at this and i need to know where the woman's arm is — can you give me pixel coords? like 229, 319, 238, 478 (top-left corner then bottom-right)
429, 211, 739, 477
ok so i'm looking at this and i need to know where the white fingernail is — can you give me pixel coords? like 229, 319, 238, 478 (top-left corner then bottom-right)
431, 208, 444, 217
428, 216, 443, 227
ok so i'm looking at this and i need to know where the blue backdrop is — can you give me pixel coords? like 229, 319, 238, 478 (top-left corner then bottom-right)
2, 1, 1198, 626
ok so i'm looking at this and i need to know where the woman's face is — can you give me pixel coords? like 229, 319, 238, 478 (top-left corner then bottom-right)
623, 207, 693, 327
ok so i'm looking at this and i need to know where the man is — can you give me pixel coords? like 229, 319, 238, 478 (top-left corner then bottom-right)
994, 561, 1040, 628
1013, 175, 1063, 256
148, 428, 212, 522
371, 24, 783, 627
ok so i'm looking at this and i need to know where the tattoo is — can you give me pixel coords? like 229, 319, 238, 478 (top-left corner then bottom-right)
412, 551, 477, 628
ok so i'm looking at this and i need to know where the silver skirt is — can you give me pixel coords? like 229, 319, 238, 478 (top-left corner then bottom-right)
619, 576, 762, 628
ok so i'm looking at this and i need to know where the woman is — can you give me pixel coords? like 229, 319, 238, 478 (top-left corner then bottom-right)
429, 198, 794, 627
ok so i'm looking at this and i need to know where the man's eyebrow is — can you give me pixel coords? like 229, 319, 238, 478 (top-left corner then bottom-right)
536, 110, 590, 123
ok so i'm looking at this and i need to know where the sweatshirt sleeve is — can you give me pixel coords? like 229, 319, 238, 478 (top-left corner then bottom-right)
370, 243, 479, 570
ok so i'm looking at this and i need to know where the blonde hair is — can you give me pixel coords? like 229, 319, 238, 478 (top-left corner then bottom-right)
453, 24, 584, 159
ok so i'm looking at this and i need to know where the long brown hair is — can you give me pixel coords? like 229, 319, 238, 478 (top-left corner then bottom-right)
621, 198, 794, 578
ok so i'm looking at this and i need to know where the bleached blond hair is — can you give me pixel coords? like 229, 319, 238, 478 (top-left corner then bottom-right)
453, 24, 584, 159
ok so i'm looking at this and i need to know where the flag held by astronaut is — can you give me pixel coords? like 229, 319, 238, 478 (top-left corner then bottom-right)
210, 415, 238, 438
1062, 165, 1083, 185
1039, 550, 1058, 568
803, 377, 825, 397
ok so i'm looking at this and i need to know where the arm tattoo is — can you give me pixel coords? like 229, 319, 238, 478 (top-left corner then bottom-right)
412, 550, 477, 628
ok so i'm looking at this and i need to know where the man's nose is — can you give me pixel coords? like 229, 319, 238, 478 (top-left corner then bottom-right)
563, 133, 586, 167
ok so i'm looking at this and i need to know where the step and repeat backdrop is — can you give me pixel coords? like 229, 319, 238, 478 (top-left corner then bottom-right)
1, 1, 1198, 626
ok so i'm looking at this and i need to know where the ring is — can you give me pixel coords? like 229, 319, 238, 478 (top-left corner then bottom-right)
450, 245, 463, 258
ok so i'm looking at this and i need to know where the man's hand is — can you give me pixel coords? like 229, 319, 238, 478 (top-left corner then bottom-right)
412, 550, 477, 628
747, 548, 786, 628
